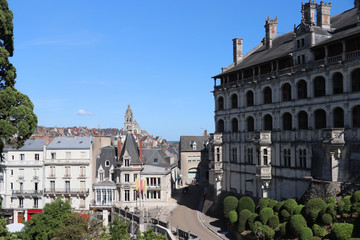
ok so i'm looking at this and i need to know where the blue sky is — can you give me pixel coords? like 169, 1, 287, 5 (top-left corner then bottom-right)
9, 0, 354, 141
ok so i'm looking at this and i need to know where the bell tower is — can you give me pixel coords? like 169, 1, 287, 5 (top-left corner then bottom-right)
124, 105, 134, 132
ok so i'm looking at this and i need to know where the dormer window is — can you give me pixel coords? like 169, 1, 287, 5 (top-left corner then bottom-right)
99, 173, 104, 181
124, 159, 129, 167
105, 160, 110, 167
192, 142, 197, 150
154, 158, 158, 164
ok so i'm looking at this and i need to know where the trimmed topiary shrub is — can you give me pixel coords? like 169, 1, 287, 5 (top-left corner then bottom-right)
247, 213, 258, 232
326, 196, 336, 204
312, 224, 326, 238
323, 203, 336, 219
351, 202, 360, 213
238, 209, 252, 233
331, 223, 354, 240
238, 196, 255, 214
274, 201, 285, 213
268, 199, 278, 209
280, 222, 287, 238
352, 190, 360, 203
288, 214, 308, 238
295, 204, 304, 215
223, 196, 238, 218
268, 215, 279, 229
229, 210, 238, 224
283, 198, 298, 216
259, 207, 274, 225
257, 198, 270, 212
280, 209, 291, 222
299, 227, 313, 240
321, 213, 332, 225
252, 221, 263, 234
311, 237, 321, 240
263, 225, 275, 240
304, 198, 326, 225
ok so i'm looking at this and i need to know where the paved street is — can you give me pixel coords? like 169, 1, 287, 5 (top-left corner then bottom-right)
166, 185, 224, 240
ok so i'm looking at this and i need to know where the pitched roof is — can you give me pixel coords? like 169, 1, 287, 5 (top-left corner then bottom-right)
120, 133, 142, 165
142, 149, 171, 167
141, 165, 172, 175
180, 136, 210, 152
47, 137, 92, 149
4, 138, 45, 151
215, 7, 359, 78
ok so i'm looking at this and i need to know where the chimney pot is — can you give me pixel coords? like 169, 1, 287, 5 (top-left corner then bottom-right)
233, 38, 243, 65
265, 17, 278, 49
302, 0, 316, 25
317, 1, 332, 29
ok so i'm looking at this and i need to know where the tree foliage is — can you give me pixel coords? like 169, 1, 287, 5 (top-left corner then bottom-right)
136, 228, 167, 240
0, 0, 37, 154
109, 216, 129, 240
22, 198, 87, 240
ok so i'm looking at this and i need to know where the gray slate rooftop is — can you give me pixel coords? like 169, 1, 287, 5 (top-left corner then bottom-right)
47, 137, 92, 149
180, 136, 210, 152
120, 133, 142, 165
5, 138, 45, 151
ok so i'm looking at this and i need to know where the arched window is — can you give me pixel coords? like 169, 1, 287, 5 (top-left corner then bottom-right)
217, 119, 224, 133
232, 118, 238, 133
282, 112, 292, 130
246, 91, 254, 107
332, 72, 343, 94
351, 68, 360, 92
263, 87, 272, 104
353, 105, 360, 128
282, 83, 292, 101
298, 111, 308, 130
231, 94, 238, 109
315, 109, 326, 129
247, 116, 254, 132
333, 107, 344, 128
264, 114, 273, 131
314, 76, 326, 97
217, 97, 224, 110
297, 80, 307, 99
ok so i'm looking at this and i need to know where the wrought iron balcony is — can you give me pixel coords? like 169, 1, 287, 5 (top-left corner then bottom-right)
44, 188, 89, 195
12, 190, 43, 196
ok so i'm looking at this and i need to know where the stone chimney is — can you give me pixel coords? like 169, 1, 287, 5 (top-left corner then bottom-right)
139, 140, 143, 162
317, 1, 331, 29
233, 38, 243, 65
265, 17, 278, 49
356, 0, 360, 25
302, 0, 316, 25
356, 0, 360, 8
117, 140, 122, 158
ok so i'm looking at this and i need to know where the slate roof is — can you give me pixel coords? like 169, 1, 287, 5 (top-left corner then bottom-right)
215, 7, 360, 78
4, 138, 45, 151
120, 133, 142, 165
180, 136, 210, 152
141, 165, 172, 175
142, 149, 172, 168
47, 137, 92, 149
93, 181, 116, 187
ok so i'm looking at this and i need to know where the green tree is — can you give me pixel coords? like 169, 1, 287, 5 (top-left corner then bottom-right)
0, 217, 21, 240
0, 0, 37, 154
109, 216, 129, 240
137, 228, 167, 240
22, 198, 86, 240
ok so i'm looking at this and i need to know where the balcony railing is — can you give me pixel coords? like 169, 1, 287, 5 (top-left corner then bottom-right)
63, 175, 71, 179
18, 205, 24, 208
12, 190, 43, 196
78, 174, 86, 179
44, 188, 89, 194
147, 184, 161, 189
33, 176, 39, 180
90, 200, 114, 207
328, 55, 342, 65
18, 176, 24, 180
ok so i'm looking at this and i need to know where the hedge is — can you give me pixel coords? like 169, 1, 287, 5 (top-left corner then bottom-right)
263, 225, 275, 240
229, 210, 238, 224
280, 222, 287, 237
257, 198, 270, 212
252, 221, 263, 235
247, 213, 258, 232
288, 214, 308, 238
299, 227, 313, 240
268, 215, 279, 229
283, 198, 298, 216
295, 204, 304, 215
312, 224, 326, 237
274, 201, 285, 213
259, 207, 274, 225
238, 209, 252, 232
280, 209, 291, 222
223, 196, 238, 218
326, 196, 336, 204
304, 198, 326, 225
331, 223, 354, 240
321, 213, 332, 225
352, 190, 360, 203
238, 196, 255, 214
268, 199, 278, 209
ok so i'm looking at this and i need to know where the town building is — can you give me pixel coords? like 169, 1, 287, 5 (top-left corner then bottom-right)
211, 1, 360, 200
0, 138, 45, 223
43, 137, 93, 210
179, 136, 210, 185
124, 105, 142, 135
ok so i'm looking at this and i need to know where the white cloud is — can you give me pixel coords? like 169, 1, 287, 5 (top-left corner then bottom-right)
77, 109, 93, 116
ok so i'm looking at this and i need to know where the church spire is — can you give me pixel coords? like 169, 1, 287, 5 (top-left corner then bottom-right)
124, 104, 134, 132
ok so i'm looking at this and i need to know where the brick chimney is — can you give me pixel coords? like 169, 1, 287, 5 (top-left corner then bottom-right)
117, 140, 122, 158
317, 1, 331, 30
139, 140, 143, 163
233, 38, 243, 65
265, 17, 278, 49
302, 0, 316, 25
